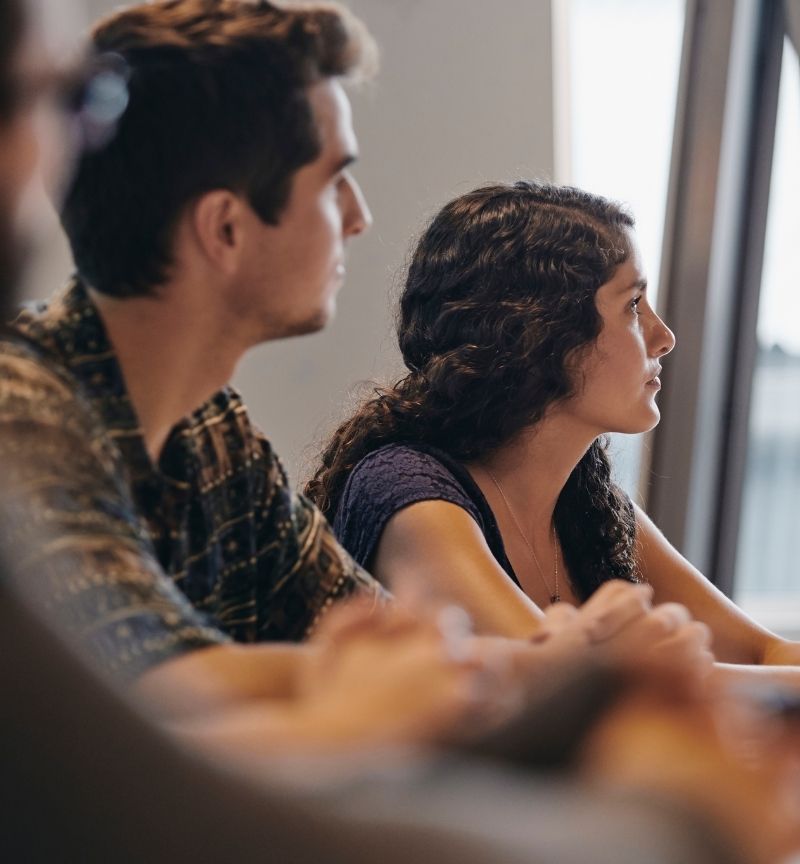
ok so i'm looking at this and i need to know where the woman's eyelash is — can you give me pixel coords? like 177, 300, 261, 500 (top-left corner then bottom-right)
630, 296, 642, 313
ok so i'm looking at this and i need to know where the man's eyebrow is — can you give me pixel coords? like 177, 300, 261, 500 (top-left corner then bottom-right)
332, 154, 357, 174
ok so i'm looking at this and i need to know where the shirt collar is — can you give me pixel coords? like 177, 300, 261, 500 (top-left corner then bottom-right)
12, 276, 190, 493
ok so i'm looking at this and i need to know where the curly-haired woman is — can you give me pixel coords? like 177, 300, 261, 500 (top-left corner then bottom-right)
306, 181, 800, 678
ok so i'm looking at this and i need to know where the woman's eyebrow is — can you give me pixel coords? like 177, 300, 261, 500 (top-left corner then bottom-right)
620, 278, 648, 293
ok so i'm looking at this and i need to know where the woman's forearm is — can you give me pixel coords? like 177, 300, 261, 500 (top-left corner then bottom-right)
713, 661, 800, 692
761, 638, 800, 667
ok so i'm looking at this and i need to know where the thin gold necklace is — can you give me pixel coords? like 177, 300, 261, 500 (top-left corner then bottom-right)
485, 468, 560, 604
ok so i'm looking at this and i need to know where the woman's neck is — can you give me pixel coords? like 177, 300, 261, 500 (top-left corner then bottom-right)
470, 412, 597, 539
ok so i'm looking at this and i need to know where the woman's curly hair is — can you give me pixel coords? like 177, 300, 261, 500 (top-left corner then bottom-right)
306, 181, 639, 600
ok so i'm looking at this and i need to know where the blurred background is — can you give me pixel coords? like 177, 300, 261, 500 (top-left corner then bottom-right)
21, 0, 800, 634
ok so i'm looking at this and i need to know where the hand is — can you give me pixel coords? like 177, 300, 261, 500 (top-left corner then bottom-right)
531, 580, 654, 647
484, 582, 656, 686
530, 581, 714, 683
597, 600, 715, 682
300, 599, 519, 747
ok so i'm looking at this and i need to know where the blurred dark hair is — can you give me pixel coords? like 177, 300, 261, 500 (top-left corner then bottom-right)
0, 0, 25, 122
0, 0, 26, 314
306, 181, 639, 600
60, 0, 377, 297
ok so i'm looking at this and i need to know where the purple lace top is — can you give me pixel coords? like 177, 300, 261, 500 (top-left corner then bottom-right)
333, 443, 518, 586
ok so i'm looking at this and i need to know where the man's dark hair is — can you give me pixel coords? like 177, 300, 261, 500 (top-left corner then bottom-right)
0, 0, 25, 122
60, 0, 377, 297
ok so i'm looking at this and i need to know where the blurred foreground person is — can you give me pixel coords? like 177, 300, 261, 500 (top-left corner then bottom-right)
2, 3, 800, 864
9, 566, 796, 864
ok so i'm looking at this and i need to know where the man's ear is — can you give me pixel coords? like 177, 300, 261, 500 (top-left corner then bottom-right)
189, 190, 245, 275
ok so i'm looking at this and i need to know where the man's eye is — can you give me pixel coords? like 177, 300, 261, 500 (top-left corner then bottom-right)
329, 174, 346, 195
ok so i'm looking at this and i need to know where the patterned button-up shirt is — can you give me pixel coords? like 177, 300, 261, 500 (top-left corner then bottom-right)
0, 279, 382, 679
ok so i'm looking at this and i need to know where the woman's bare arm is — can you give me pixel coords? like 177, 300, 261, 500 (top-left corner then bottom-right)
634, 504, 800, 672
373, 499, 546, 638
375, 500, 715, 684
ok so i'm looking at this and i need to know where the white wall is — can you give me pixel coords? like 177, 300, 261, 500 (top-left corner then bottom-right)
235, 0, 555, 483
24, 0, 555, 486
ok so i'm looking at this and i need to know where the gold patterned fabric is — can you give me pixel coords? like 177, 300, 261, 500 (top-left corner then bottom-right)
0, 279, 383, 679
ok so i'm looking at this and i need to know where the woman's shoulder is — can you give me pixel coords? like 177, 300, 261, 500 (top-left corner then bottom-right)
341, 442, 481, 520
347, 442, 468, 493
334, 442, 487, 569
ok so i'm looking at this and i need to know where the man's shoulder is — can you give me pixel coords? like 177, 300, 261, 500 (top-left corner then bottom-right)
0, 330, 82, 413
0, 326, 121, 484
1, 283, 86, 394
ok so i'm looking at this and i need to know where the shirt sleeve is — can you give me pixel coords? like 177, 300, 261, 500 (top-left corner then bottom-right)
249, 432, 388, 642
333, 445, 485, 573
0, 343, 229, 681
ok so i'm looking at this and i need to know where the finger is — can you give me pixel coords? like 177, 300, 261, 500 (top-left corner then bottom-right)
656, 619, 712, 649
685, 620, 713, 650
541, 601, 579, 627
527, 603, 579, 646
612, 603, 694, 652
586, 579, 654, 608
641, 624, 716, 690
648, 602, 693, 636
584, 583, 655, 643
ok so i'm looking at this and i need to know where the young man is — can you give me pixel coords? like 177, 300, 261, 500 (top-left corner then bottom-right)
0, 0, 515, 748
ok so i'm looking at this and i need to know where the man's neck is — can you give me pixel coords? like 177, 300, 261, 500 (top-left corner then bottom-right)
89, 277, 243, 463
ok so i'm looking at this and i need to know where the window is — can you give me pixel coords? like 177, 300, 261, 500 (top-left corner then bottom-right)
735, 37, 800, 632
554, 0, 685, 494
644, 1, 800, 619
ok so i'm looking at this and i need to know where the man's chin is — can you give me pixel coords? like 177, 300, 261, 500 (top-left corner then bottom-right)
258, 304, 334, 343
291, 308, 333, 338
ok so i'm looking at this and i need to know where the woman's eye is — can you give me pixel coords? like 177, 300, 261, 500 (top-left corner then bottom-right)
629, 296, 642, 314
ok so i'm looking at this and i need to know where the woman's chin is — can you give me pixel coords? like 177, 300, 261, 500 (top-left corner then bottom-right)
640, 406, 661, 432
611, 408, 661, 435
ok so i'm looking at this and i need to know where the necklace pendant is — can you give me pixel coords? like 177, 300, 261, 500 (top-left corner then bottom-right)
550, 594, 560, 604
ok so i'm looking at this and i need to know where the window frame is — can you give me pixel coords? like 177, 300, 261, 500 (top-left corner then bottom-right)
644, 0, 790, 594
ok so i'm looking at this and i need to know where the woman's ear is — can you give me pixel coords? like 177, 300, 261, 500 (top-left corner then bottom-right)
189, 189, 245, 276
